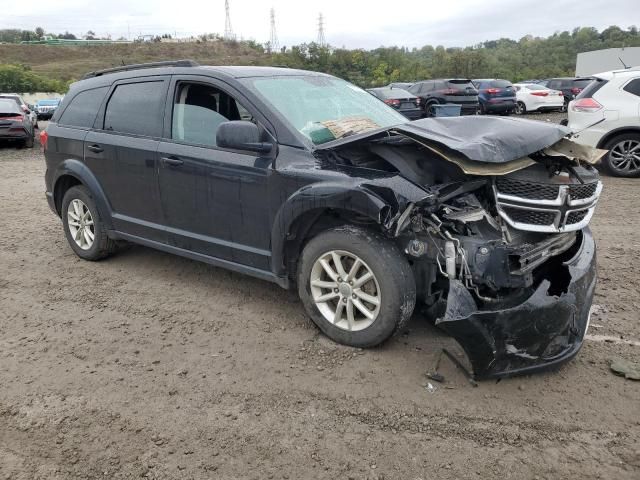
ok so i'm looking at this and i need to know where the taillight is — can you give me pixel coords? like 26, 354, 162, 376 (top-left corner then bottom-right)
571, 87, 582, 95
571, 98, 602, 113
440, 88, 457, 95
40, 130, 48, 152
530, 92, 548, 97
484, 88, 500, 94
384, 99, 401, 107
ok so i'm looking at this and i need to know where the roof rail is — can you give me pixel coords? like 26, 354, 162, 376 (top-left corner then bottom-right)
83, 59, 199, 79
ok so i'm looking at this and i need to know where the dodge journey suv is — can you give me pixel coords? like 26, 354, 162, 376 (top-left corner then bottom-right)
43, 60, 602, 379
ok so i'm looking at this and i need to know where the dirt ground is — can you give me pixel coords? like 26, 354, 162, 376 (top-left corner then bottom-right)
1, 122, 639, 480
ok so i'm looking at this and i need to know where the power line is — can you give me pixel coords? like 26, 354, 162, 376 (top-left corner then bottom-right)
269, 7, 279, 52
224, 0, 235, 41
317, 13, 326, 47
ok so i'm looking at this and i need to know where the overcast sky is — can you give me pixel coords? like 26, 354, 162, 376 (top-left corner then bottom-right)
1, 0, 637, 48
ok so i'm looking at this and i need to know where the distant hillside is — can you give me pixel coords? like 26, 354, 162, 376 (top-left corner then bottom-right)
1, 25, 639, 89
0, 40, 272, 82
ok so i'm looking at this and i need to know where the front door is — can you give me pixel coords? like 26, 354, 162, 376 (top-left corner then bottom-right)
157, 76, 273, 270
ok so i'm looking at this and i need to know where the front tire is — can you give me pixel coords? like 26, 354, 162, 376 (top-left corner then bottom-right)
602, 133, 640, 178
297, 226, 416, 348
61, 185, 117, 260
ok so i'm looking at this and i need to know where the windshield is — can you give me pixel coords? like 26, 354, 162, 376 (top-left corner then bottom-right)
38, 100, 60, 106
243, 75, 408, 145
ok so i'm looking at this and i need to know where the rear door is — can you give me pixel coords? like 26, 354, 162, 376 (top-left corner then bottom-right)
84, 76, 169, 242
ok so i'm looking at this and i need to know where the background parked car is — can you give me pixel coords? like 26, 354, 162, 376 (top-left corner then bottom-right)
367, 87, 422, 119
513, 83, 564, 114
0, 98, 35, 148
36, 98, 62, 120
0, 93, 38, 128
519, 79, 544, 84
472, 79, 516, 114
408, 79, 479, 116
388, 82, 415, 90
568, 68, 640, 177
543, 77, 594, 111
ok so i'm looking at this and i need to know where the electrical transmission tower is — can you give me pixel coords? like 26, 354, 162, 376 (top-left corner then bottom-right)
317, 13, 326, 47
224, 0, 235, 41
269, 7, 279, 52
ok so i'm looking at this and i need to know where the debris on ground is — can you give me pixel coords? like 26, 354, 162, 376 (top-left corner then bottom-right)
610, 357, 640, 380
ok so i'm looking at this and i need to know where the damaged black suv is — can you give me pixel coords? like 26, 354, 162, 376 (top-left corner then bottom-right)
43, 61, 603, 379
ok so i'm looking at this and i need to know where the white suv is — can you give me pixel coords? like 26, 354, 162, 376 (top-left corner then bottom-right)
567, 69, 640, 177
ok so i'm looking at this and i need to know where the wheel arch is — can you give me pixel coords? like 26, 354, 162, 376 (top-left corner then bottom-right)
52, 159, 114, 230
596, 127, 640, 149
270, 182, 409, 280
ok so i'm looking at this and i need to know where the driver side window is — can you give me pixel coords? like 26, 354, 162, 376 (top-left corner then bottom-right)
171, 82, 250, 147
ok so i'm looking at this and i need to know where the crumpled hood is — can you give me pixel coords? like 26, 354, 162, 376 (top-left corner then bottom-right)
395, 117, 571, 163
316, 116, 572, 164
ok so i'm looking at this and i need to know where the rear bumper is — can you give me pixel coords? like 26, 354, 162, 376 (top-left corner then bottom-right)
483, 99, 516, 112
401, 108, 423, 120
436, 228, 596, 379
0, 129, 29, 140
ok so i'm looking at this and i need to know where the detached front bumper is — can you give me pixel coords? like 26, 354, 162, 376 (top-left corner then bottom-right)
436, 228, 596, 379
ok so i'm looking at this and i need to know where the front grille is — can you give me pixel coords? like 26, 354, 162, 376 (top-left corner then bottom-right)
496, 178, 559, 200
566, 210, 589, 224
569, 183, 597, 200
502, 207, 556, 226
495, 176, 601, 233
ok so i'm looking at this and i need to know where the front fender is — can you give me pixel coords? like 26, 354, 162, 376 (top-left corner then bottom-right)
51, 159, 114, 230
270, 176, 432, 276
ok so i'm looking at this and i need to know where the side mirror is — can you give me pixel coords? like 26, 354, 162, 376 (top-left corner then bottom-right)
216, 121, 272, 154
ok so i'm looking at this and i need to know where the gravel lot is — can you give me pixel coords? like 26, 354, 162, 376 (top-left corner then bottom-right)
1, 120, 639, 480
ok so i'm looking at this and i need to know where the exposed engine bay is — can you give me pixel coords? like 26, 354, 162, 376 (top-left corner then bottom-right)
314, 117, 603, 378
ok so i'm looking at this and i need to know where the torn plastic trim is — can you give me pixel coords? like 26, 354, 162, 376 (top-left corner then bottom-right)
435, 227, 597, 379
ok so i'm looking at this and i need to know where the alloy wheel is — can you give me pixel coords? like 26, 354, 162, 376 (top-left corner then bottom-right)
515, 102, 525, 115
67, 199, 95, 250
309, 250, 381, 332
609, 139, 640, 174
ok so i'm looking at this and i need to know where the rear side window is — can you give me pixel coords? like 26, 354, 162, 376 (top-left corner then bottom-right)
623, 78, 640, 97
576, 78, 608, 99
58, 87, 108, 127
104, 81, 165, 137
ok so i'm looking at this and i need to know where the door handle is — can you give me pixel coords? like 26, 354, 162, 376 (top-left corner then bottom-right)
87, 144, 103, 153
161, 156, 184, 167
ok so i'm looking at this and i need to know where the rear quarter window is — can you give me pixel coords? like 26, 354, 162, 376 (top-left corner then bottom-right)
623, 78, 640, 97
103, 81, 166, 137
576, 78, 608, 99
57, 87, 108, 128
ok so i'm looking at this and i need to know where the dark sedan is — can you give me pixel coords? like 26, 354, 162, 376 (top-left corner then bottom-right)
0, 98, 35, 147
472, 79, 516, 115
367, 87, 422, 119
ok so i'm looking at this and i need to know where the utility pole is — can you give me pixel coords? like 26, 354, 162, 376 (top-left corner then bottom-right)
224, 0, 235, 41
317, 13, 326, 47
269, 7, 279, 52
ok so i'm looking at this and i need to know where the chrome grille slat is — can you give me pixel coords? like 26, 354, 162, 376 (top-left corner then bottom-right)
494, 180, 602, 233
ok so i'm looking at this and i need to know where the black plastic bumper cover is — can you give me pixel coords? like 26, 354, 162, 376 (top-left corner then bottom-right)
436, 228, 596, 379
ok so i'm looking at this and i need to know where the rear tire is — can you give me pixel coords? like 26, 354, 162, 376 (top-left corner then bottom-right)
24, 133, 34, 148
602, 133, 640, 178
515, 101, 526, 115
297, 226, 416, 348
61, 185, 117, 260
